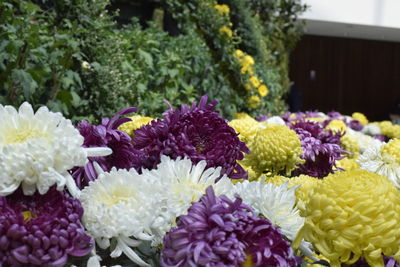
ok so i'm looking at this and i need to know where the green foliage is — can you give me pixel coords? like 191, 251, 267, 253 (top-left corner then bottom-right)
1, 0, 306, 121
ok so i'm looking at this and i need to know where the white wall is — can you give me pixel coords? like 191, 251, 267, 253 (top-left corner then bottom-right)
301, 0, 400, 29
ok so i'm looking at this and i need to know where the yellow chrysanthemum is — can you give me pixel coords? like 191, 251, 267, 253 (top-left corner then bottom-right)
229, 115, 260, 143
381, 138, 400, 164
294, 170, 400, 267
336, 157, 360, 171
247, 95, 260, 109
214, 4, 230, 15
219, 26, 232, 38
258, 84, 268, 97
378, 121, 400, 139
249, 76, 260, 88
264, 175, 289, 185
244, 83, 252, 91
325, 119, 347, 134
352, 112, 369, 126
234, 112, 251, 119
237, 163, 258, 182
245, 125, 304, 175
118, 115, 153, 138
287, 175, 321, 209
239, 55, 255, 74
340, 133, 360, 158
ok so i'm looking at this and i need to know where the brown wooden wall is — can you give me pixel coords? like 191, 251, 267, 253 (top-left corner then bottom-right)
289, 34, 400, 121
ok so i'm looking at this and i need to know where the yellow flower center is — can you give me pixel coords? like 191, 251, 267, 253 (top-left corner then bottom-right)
22, 210, 34, 222
101, 187, 136, 207
3, 128, 47, 145
242, 254, 253, 267
381, 139, 400, 164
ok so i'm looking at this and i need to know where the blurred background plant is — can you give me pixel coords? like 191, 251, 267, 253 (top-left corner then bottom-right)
0, 0, 306, 122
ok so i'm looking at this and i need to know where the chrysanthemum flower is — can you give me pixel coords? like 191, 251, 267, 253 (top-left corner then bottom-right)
133, 95, 249, 179
0, 188, 93, 266
71, 107, 144, 188
161, 186, 298, 266
233, 179, 305, 242
0, 102, 108, 197
290, 120, 345, 178
118, 115, 153, 138
141, 156, 232, 245
347, 128, 382, 154
80, 167, 162, 267
340, 133, 360, 158
294, 170, 400, 267
352, 112, 369, 126
286, 175, 322, 210
359, 139, 400, 188
244, 124, 304, 176
229, 114, 262, 143
325, 119, 347, 134
336, 157, 360, 171
377, 121, 400, 139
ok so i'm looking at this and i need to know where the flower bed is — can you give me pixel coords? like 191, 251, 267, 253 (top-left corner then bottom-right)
1, 96, 400, 267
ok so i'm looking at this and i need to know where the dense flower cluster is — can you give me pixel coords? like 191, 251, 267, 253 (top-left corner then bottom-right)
3, 97, 400, 266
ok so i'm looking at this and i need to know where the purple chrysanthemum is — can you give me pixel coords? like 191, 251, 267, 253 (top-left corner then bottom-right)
0, 188, 92, 266
161, 186, 298, 267
348, 119, 364, 131
282, 111, 324, 123
290, 120, 345, 178
133, 96, 249, 179
71, 107, 144, 188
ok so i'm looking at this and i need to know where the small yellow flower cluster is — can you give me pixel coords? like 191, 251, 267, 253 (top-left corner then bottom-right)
233, 49, 269, 108
352, 112, 369, 126
118, 115, 153, 138
377, 120, 400, 139
294, 170, 400, 267
214, 4, 230, 15
218, 26, 232, 38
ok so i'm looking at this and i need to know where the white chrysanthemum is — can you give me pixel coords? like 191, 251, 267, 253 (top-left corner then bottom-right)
143, 155, 229, 245
80, 168, 161, 267
265, 116, 286, 126
347, 128, 382, 154
233, 179, 303, 240
0, 102, 110, 197
362, 124, 382, 136
232, 179, 315, 259
359, 140, 400, 189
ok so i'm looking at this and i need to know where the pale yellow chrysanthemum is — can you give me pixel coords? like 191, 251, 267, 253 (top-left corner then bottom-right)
336, 157, 360, 171
264, 175, 289, 185
378, 121, 400, 139
229, 114, 260, 143
118, 115, 153, 138
340, 133, 360, 158
294, 170, 400, 267
325, 119, 347, 134
352, 112, 369, 126
287, 175, 321, 210
245, 125, 304, 175
214, 4, 230, 14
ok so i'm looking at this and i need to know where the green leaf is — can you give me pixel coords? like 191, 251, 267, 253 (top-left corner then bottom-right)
11, 69, 38, 99
138, 49, 153, 68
